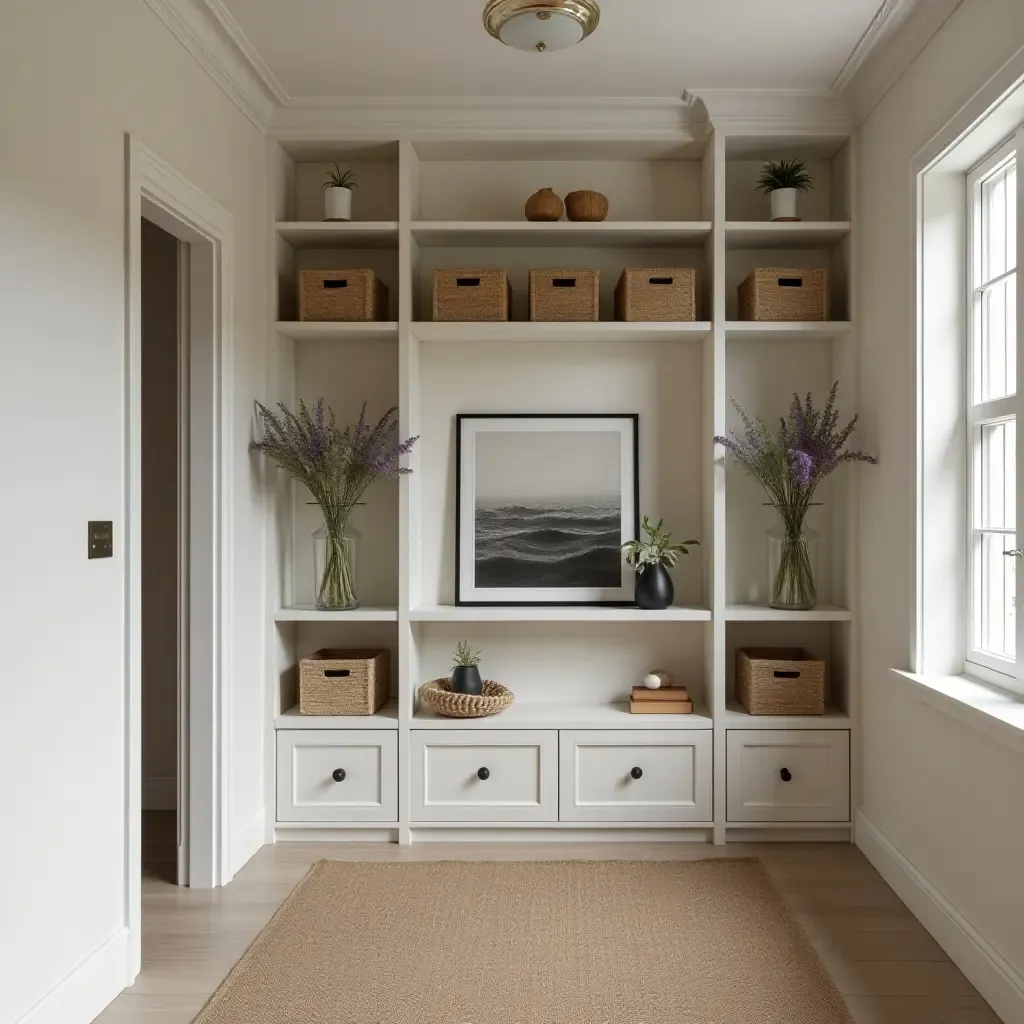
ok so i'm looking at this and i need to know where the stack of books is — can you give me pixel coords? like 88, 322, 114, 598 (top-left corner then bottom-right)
629, 685, 694, 714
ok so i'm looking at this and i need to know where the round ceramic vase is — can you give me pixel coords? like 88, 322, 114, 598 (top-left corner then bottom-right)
634, 564, 674, 610
770, 187, 799, 221
324, 186, 353, 221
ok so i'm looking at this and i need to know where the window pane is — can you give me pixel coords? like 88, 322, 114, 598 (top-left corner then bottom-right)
979, 272, 1017, 400
980, 419, 1016, 528
984, 169, 1008, 281
1008, 163, 1017, 272
977, 530, 1016, 660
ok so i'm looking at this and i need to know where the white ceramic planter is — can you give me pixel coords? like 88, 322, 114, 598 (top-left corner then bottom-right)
770, 188, 799, 221
324, 186, 353, 221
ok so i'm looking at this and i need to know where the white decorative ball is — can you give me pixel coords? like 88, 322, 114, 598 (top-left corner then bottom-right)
643, 672, 662, 690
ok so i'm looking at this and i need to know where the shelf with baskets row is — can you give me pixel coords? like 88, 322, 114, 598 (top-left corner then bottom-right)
274, 220, 851, 250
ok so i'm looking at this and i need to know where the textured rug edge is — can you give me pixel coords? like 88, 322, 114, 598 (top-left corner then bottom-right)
191, 859, 330, 1023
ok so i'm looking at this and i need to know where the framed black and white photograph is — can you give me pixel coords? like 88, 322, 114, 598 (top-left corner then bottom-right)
456, 414, 639, 605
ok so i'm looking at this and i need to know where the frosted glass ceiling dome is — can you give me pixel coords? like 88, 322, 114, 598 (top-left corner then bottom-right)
483, 1, 601, 53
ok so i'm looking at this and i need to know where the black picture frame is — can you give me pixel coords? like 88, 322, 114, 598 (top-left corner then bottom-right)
455, 413, 640, 606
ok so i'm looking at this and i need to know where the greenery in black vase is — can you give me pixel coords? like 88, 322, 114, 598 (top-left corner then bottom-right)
452, 640, 482, 669
622, 516, 698, 575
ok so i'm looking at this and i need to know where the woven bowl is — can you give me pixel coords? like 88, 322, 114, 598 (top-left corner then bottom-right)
565, 189, 609, 222
419, 678, 515, 719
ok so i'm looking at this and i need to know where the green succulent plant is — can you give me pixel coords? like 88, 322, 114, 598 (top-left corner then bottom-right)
322, 163, 358, 190
755, 158, 814, 194
452, 640, 482, 669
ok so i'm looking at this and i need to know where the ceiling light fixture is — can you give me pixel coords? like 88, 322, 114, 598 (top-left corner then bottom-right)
483, 0, 600, 53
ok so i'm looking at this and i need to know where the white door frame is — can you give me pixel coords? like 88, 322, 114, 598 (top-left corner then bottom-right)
125, 135, 235, 980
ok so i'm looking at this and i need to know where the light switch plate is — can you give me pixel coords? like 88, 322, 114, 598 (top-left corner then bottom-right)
88, 521, 113, 559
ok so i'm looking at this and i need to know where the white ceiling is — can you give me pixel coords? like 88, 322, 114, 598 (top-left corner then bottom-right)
219, 0, 901, 100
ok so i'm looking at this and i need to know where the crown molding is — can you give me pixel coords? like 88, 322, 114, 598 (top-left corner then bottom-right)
837, 0, 964, 121
141, 0, 281, 132
270, 95, 712, 142
693, 89, 855, 135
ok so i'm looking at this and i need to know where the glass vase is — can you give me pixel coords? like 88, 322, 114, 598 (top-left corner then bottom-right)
767, 506, 819, 611
313, 516, 359, 611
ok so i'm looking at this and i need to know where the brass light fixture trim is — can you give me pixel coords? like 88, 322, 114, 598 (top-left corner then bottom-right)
483, 0, 601, 48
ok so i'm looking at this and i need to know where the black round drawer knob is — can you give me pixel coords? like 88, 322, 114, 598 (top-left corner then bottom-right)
332, 768, 347, 783
477, 767, 490, 781
630, 766, 643, 780
780, 767, 792, 782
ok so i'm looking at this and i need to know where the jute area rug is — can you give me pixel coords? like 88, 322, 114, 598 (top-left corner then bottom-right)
195, 858, 852, 1023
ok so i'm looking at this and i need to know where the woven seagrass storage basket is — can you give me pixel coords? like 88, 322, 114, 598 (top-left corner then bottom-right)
737, 267, 829, 322
737, 648, 825, 716
615, 268, 696, 322
419, 678, 515, 719
433, 268, 511, 321
530, 269, 599, 322
299, 649, 390, 716
298, 269, 389, 322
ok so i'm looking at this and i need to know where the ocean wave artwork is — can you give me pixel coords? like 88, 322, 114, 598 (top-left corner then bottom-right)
475, 499, 622, 588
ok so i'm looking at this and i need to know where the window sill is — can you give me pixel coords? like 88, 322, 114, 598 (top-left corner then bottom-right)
890, 669, 1024, 755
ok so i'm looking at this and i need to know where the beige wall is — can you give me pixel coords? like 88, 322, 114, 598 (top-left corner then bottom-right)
858, 0, 1024, 989
141, 218, 179, 808
0, 2, 269, 1019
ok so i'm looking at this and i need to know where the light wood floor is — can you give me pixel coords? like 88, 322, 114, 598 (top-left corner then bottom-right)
95, 813, 1000, 1024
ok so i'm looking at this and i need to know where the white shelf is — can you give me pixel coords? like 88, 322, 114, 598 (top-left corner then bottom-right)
275, 703, 399, 729
275, 606, 399, 622
724, 221, 851, 249
723, 702, 852, 729
725, 321, 852, 342
411, 221, 712, 248
411, 321, 712, 344
275, 221, 399, 248
725, 604, 852, 622
413, 702, 713, 730
275, 321, 398, 342
409, 605, 712, 623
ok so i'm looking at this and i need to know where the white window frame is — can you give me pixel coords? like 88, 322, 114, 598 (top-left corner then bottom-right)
965, 132, 1024, 695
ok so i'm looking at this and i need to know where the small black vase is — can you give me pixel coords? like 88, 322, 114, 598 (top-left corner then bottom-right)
451, 665, 483, 695
635, 564, 674, 610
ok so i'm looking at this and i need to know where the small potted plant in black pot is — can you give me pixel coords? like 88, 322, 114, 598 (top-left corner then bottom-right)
450, 640, 483, 695
623, 516, 698, 611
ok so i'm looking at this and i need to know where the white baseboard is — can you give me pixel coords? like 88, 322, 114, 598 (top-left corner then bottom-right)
230, 806, 266, 876
14, 927, 128, 1024
142, 775, 177, 811
856, 811, 1024, 1024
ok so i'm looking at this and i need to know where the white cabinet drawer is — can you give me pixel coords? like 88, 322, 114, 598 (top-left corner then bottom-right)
727, 730, 850, 822
559, 730, 713, 822
277, 730, 397, 823
411, 730, 558, 822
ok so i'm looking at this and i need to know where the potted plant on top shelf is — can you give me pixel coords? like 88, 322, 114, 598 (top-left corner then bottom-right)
322, 164, 358, 222
755, 158, 814, 222
622, 516, 698, 611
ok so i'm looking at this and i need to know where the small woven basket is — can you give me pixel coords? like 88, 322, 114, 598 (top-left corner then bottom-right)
737, 648, 825, 716
298, 269, 389, 322
419, 678, 515, 719
737, 267, 829, 322
615, 268, 696, 322
299, 649, 390, 716
433, 268, 511, 322
530, 269, 599, 322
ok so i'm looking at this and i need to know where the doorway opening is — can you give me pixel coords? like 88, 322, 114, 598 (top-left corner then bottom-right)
126, 136, 234, 981
140, 218, 188, 886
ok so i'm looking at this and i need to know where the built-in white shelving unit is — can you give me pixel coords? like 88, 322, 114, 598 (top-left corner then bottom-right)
266, 129, 859, 845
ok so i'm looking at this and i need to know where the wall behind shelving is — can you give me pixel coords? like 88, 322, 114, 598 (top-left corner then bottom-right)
413, 622, 708, 707
416, 159, 703, 222
415, 339, 706, 609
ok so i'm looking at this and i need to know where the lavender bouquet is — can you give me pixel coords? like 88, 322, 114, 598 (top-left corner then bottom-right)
253, 399, 418, 610
714, 383, 875, 609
